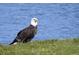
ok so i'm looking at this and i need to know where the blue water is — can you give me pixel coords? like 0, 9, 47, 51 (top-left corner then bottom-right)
0, 3, 79, 44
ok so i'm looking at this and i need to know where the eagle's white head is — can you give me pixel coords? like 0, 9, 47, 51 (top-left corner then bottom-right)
31, 17, 38, 27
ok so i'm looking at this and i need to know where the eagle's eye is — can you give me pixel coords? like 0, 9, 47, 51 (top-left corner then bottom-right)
34, 20, 37, 23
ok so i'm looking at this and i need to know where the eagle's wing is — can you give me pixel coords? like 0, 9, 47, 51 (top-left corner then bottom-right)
16, 26, 36, 42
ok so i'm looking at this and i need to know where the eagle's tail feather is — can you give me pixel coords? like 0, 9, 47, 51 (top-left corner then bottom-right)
9, 39, 17, 45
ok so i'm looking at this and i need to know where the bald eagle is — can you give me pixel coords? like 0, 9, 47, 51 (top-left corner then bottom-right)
9, 17, 38, 45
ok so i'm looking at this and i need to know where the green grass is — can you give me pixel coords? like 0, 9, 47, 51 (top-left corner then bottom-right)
0, 38, 79, 55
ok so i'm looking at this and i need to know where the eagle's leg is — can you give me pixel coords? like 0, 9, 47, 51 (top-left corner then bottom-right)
22, 39, 32, 43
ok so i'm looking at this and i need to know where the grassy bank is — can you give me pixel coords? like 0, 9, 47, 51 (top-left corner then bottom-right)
0, 38, 79, 55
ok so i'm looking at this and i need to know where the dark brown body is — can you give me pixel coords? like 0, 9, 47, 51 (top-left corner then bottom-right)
10, 25, 37, 45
